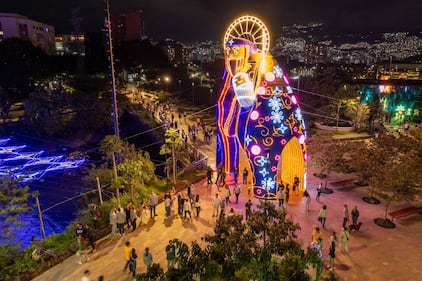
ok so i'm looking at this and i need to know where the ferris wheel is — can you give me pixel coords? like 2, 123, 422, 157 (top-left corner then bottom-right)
223, 15, 270, 53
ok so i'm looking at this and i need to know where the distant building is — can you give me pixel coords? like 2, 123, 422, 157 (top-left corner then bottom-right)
55, 34, 85, 56
111, 9, 144, 42
0, 13, 55, 55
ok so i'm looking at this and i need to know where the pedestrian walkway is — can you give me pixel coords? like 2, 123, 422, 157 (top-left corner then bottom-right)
33, 97, 422, 281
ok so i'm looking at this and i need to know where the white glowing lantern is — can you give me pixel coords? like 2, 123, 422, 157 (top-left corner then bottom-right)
265, 72, 275, 82
232, 72, 256, 108
256, 86, 266, 95
250, 110, 259, 121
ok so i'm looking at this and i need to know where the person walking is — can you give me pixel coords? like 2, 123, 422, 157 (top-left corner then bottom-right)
318, 205, 327, 229
165, 240, 176, 270
149, 192, 158, 218
245, 199, 252, 220
342, 204, 350, 228
233, 184, 241, 204
129, 248, 138, 277
351, 206, 360, 225
224, 185, 231, 205
234, 168, 239, 184
242, 168, 248, 185
84, 224, 96, 252
215, 165, 223, 184
219, 197, 226, 218
123, 241, 131, 272
206, 168, 213, 185
212, 193, 221, 217
143, 247, 153, 272
340, 227, 350, 254
285, 184, 290, 204
194, 194, 201, 217
304, 190, 311, 213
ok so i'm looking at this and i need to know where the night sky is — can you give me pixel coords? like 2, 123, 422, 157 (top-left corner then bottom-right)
0, 0, 421, 42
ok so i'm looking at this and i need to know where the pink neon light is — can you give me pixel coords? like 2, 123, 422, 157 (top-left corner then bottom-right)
250, 110, 259, 120
271, 166, 277, 172
281, 139, 287, 145
299, 135, 305, 144
264, 116, 270, 122
283, 75, 289, 85
291, 95, 298, 104
274, 154, 280, 161
304, 153, 308, 160
251, 145, 261, 155
265, 72, 275, 82
256, 86, 266, 95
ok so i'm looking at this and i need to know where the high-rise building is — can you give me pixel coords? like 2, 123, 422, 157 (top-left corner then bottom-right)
111, 9, 144, 42
55, 34, 85, 56
0, 13, 55, 55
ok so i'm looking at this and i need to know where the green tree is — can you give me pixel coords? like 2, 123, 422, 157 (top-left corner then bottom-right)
345, 99, 370, 132
0, 177, 35, 243
160, 128, 183, 185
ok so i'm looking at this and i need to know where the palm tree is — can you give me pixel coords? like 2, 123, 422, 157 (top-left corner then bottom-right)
160, 128, 183, 185
99, 135, 123, 206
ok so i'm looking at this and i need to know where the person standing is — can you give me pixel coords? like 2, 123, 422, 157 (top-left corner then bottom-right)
219, 198, 226, 218
285, 184, 290, 204
109, 208, 117, 238
328, 235, 336, 270
123, 241, 131, 271
149, 192, 158, 218
207, 168, 213, 185
342, 204, 350, 228
233, 184, 241, 204
129, 248, 138, 277
215, 165, 223, 184
165, 195, 172, 218
143, 247, 153, 272
245, 199, 252, 220
212, 193, 221, 217
234, 168, 239, 184
316, 182, 322, 202
84, 224, 96, 252
165, 240, 176, 270
242, 168, 248, 185
293, 176, 300, 196
351, 206, 360, 225
116, 208, 126, 236
194, 194, 201, 217
80, 270, 91, 281
311, 226, 323, 243
340, 227, 350, 254
220, 171, 226, 187
277, 186, 284, 208
183, 197, 192, 220
318, 205, 327, 229
304, 190, 311, 213
130, 206, 138, 231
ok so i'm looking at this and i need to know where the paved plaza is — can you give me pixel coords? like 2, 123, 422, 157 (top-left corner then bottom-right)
33, 97, 422, 281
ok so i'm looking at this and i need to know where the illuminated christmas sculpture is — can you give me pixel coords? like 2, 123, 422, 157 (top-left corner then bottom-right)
216, 16, 307, 199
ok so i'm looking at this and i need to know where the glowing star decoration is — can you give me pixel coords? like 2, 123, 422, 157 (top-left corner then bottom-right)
270, 110, 284, 124
268, 97, 282, 111
257, 156, 268, 166
259, 168, 269, 177
295, 108, 303, 121
277, 124, 288, 134
245, 135, 253, 146
251, 145, 261, 155
273, 65, 283, 78
250, 111, 260, 121
273, 86, 282, 95
265, 72, 275, 82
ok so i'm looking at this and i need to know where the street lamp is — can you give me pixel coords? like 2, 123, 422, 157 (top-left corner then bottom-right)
210, 88, 213, 106
192, 82, 195, 107
164, 76, 170, 92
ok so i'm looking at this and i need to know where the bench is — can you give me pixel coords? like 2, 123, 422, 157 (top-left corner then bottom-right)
388, 206, 422, 221
329, 179, 356, 187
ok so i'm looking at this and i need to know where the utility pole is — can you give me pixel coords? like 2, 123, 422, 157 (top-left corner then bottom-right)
105, 0, 121, 206
96, 177, 104, 206
35, 195, 46, 239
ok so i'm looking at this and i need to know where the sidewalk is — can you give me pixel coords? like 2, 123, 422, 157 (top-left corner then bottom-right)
33, 97, 422, 281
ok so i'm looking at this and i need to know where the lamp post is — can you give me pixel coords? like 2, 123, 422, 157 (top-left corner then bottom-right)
192, 82, 195, 107
210, 88, 213, 106
164, 76, 170, 92
264, 148, 271, 201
